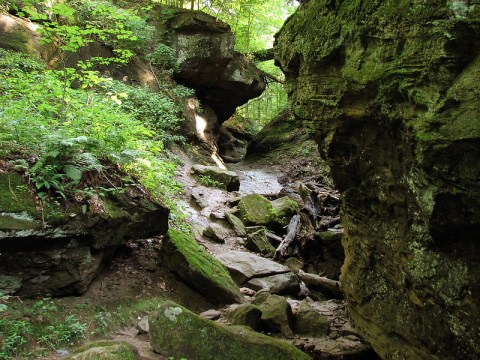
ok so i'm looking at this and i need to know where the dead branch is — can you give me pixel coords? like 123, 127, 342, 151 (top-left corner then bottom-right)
298, 270, 342, 297
266, 231, 283, 244
274, 215, 301, 260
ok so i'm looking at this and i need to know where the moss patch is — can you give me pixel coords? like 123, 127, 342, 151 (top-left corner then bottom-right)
149, 300, 311, 360
66, 341, 136, 360
237, 194, 275, 226
161, 229, 243, 304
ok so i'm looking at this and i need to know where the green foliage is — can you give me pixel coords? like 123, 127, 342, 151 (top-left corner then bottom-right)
28, 136, 103, 200
0, 297, 87, 359
146, 43, 177, 72
0, 47, 183, 211
198, 175, 224, 189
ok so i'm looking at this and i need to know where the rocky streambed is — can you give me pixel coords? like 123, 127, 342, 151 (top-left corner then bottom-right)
80, 152, 379, 360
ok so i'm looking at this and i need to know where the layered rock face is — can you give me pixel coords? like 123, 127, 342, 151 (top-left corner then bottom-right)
0, 174, 169, 297
275, 1, 480, 359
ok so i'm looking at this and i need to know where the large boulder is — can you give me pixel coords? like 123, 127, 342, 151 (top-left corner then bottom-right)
0, 173, 168, 297
165, 11, 266, 122
149, 300, 311, 360
236, 194, 275, 226
65, 341, 137, 360
160, 229, 243, 304
217, 251, 300, 296
275, 1, 480, 359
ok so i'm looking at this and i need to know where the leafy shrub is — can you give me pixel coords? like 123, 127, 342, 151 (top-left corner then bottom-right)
70, 0, 155, 52
146, 43, 177, 72
0, 48, 183, 209
0, 297, 87, 359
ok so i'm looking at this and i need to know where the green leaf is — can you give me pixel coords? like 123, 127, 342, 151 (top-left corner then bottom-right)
64, 165, 82, 184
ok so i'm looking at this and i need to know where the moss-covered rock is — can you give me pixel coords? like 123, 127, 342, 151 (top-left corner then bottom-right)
226, 303, 263, 331
271, 196, 299, 227
66, 341, 137, 360
237, 194, 275, 226
275, 0, 480, 358
226, 212, 247, 237
0, 172, 168, 297
161, 229, 243, 304
245, 227, 275, 255
293, 301, 330, 337
256, 294, 294, 337
149, 301, 311, 360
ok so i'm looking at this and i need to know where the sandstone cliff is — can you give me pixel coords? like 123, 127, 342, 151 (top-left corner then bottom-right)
275, 1, 480, 359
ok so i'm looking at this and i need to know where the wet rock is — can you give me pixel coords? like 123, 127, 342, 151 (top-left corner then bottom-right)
245, 272, 300, 296
160, 229, 243, 304
293, 301, 330, 337
217, 250, 291, 284
0, 174, 168, 297
136, 316, 149, 334
191, 164, 240, 191
245, 227, 275, 255
203, 223, 231, 243
199, 309, 222, 321
149, 301, 311, 360
65, 341, 137, 360
226, 212, 247, 237
226, 303, 262, 331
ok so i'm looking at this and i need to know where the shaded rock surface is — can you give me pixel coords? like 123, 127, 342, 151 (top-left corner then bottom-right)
149, 300, 311, 360
275, 0, 480, 359
217, 250, 292, 284
160, 229, 243, 304
0, 173, 168, 297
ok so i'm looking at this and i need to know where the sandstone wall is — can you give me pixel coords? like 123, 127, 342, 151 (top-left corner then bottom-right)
275, 1, 480, 359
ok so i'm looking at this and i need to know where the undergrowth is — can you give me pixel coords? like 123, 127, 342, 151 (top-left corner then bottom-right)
0, 45, 186, 215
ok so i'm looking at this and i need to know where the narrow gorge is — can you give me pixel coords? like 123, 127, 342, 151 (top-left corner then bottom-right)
0, 1, 479, 360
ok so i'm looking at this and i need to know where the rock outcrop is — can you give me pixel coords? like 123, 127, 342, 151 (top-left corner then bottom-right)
0, 173, 168, 297
275, 1, 480, 359
163, 10, 266, 122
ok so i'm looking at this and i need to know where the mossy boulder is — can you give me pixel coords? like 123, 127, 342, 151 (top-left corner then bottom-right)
160, 229, 243, 304
66, 341, 137, 360
236, 194, 275, 226
271, 196, 299, 227
191, 164, 240, 191
226, 303, 263, 331
245, 227, 275, 255
256, 294, 294, 337
293, 301, 330, 337
226, 212, 247, 237
275, 0, 480, 358
149, 301, 311, 360
0, 173, 168, 297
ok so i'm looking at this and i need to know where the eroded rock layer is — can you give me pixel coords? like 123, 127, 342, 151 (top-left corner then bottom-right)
275, 1, 480, 359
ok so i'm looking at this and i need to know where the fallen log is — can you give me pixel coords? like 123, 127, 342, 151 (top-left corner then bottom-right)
265, 231, 283, 244
274, 215, 301, 260
298, 270, 342, 297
